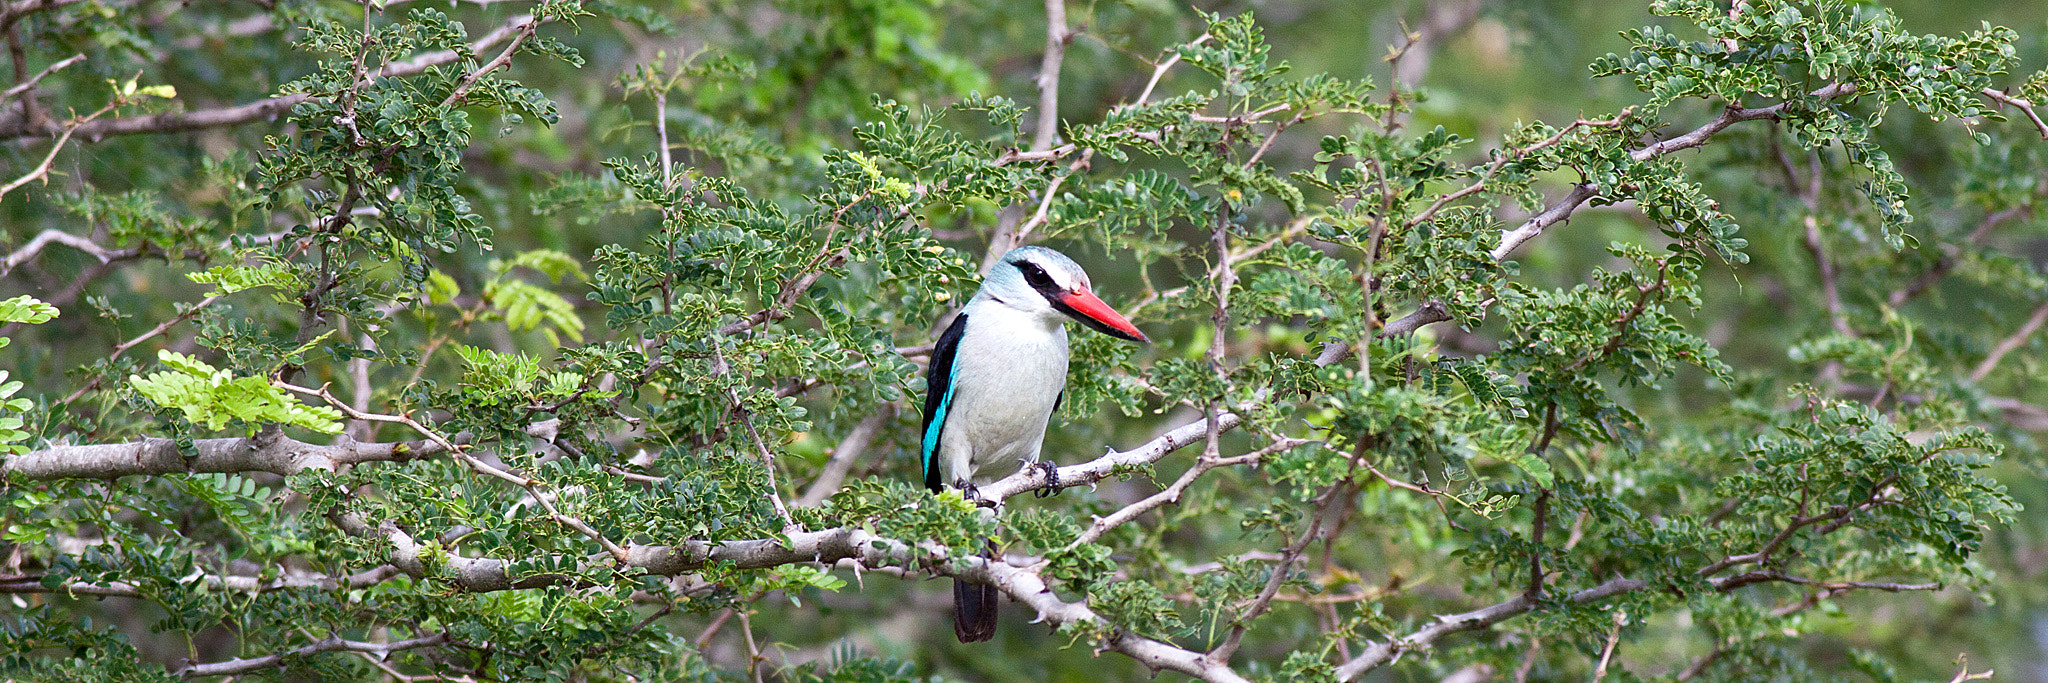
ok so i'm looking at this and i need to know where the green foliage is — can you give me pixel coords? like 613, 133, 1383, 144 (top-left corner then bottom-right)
128, 351, 344, 434
3, 0, 2047, 681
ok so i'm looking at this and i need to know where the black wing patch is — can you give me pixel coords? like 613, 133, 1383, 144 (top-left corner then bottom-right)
921, 312, 969, 493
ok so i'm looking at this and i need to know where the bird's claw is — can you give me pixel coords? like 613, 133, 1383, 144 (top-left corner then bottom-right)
1032, 461, 1062, 499
956, 480, 996, 508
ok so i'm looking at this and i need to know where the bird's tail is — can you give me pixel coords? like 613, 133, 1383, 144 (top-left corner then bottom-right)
952, 578, 999, 643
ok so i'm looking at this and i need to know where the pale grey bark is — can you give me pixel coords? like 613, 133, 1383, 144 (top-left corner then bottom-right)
1, 431, 454, 480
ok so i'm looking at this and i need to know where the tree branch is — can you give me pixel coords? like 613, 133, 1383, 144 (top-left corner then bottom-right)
172, 632, 451, 678
795, 408, 890, 507
1982, 86, 2048, 140
1058, 440, 1297, 551
0, 51, 80, 107
1335, 577, 1650, 681
0, 565, 401, 598
977, 410, 1243, 503
1887, 203, 2032, 307
0, 228, 116, 277
334, 516, 1255, 682
1490, 83, 1858, 260
0, 14, 536, 142
1969, 300, 2048, 382
0, 431, 455, 480
979, 0, 1073, 269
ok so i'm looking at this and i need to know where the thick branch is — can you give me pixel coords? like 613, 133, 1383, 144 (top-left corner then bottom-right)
1, 432, 453, 480
0, 565, 401, 598
978, 0, 1073, 269
342, 518, 1252, 682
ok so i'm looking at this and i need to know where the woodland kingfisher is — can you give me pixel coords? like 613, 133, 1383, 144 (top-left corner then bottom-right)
921, 245, 1148, 642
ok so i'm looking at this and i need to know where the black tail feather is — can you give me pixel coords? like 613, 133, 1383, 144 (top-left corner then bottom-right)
952, 578, 998, 643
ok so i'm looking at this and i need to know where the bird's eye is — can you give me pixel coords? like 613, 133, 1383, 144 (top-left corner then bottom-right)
1016, 261, 1054, 288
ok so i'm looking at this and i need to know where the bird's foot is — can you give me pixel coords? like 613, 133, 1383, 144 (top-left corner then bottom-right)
956, 480, 997, 508
1032, 461, 1062, 499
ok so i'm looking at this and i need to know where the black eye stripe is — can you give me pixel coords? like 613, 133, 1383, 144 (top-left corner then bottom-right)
1015, 260, 1068, 302
1016, 261, 1053, 286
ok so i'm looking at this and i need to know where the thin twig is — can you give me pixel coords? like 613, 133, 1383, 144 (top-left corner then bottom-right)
1983, 87, 2048, 140
0, 229, 116, 276
1591, 611, 1625, 682
1130, 35, 1208, 108
794, 408, 890, 506
1057, 439, 1301, 551
173, 633, 450, 677
0, 99, 114, 201
1801, 214, 1854, 336
280, 381, 634, 563
0, 15, 537, 141
1491, 83, 1857, 259
0, 51, 81, 105
1888, 203, 2033, 307
708, 338, 796, 529
1970, 301, 2048, 382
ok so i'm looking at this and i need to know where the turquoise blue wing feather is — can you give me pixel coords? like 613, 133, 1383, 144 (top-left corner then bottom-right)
921, 313, 969, 493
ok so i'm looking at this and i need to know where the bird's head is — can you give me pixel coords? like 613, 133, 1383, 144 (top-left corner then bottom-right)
981, 246, 1149, 343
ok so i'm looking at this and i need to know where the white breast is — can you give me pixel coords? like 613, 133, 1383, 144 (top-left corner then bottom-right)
938, 301, 1069, 486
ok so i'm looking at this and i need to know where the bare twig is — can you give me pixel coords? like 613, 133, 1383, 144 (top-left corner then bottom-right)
1675, 641, 1726, 680
0, 51, 81, 105
1970, 301, 2048, 382
1491, 83, 1858, 260
1011, 148, 1093, 246
0, 229, 115, 276
173, 633, 450, 677
1696, 473, 1901, 576
0, 98, 114, 201
1983, 87, 2048, 140
1130, 35, 1209, 107
1058, 439, 1302, 551
1334, 577, 1649, 681
0, 14, 536, 141
1948, 655, 1994, 683
1888, 204, 2032, 307
1408, 111, 1634, 230
1591, 611, 1626, 682
280, 381, 635, 564
795, 408, 890, 506
438, 18, 539, 108
56, 293, 226, 405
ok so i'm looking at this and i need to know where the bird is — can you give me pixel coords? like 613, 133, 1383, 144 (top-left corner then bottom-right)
920, 245, 1149, 643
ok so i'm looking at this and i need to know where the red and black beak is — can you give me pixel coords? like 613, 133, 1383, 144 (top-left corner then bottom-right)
1053, 287, 1149, 343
